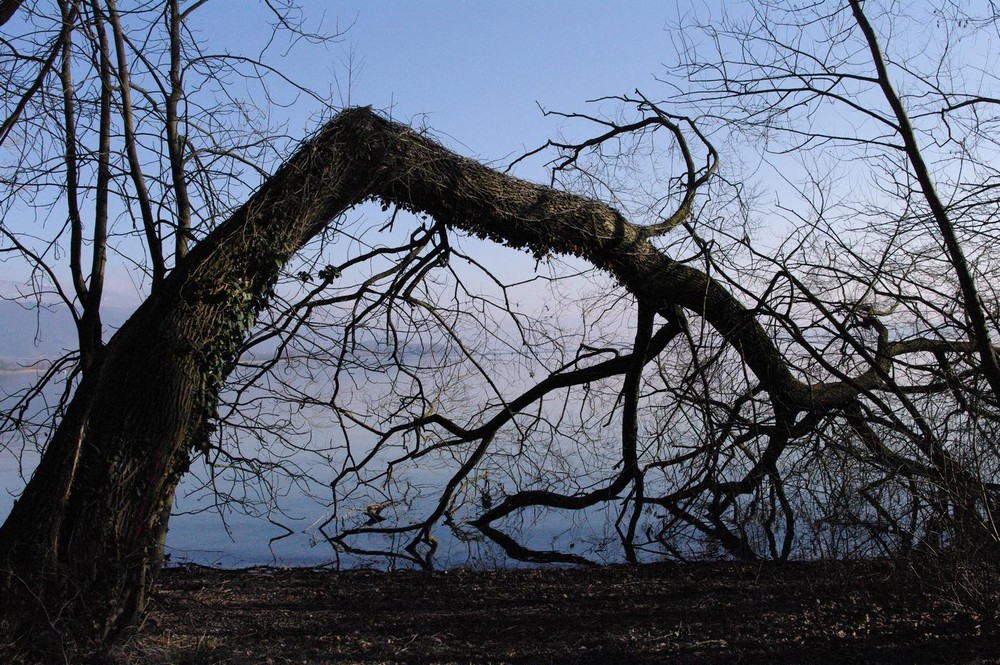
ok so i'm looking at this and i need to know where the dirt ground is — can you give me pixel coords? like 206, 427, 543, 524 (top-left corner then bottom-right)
119, 560, 998, 664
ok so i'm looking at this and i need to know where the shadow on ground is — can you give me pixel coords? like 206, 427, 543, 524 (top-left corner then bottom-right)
125, 560, 999, 664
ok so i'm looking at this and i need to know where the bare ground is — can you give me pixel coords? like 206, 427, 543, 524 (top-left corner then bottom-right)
103, 560, 1000, 664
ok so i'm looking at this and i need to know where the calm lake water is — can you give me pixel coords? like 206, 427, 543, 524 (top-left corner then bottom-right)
0, 367, 629, 570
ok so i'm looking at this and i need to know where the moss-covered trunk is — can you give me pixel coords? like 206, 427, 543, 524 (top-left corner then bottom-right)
0, 107, 377, 649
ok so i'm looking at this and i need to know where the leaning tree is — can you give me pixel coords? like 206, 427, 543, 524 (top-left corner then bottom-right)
1, 0, 999, 654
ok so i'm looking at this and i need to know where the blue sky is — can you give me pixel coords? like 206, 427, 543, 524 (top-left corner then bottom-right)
0, 2, 703, 312
203, 1, 692, 172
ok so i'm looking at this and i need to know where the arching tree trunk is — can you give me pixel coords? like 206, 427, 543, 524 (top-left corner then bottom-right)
0, 107, 818, 651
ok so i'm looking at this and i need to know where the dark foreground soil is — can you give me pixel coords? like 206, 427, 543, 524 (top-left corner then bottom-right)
120, 561, 998, 664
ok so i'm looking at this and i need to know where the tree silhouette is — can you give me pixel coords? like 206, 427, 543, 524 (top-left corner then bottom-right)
2, 0, 999, 654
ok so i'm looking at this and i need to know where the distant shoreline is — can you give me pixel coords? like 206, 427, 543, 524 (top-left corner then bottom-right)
0, 361, 58, 374
0, 366, 46, 373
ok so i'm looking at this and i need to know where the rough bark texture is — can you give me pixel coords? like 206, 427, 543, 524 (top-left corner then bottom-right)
0, 107, 829, 650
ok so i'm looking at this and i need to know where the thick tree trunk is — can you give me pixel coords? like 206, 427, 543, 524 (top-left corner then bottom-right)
0, 107, 814, 650
0, 107, 374, 649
